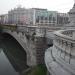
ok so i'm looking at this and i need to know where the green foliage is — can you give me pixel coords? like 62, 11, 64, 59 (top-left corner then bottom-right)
25, 65, 47, 75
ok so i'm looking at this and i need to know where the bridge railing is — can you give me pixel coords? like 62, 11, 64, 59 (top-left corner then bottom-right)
2, 24, 75, 38
53, 30, 75, 66
1, 24, 48, 37
0, 24, 17, 31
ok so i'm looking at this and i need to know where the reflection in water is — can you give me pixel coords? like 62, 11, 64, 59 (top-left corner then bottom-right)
0, 49, 19, 75
0, 33, 28, 75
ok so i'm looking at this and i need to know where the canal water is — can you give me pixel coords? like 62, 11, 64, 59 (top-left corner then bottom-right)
0, 33, 28, 75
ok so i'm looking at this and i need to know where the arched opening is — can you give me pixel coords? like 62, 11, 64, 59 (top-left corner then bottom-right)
0, 32, 28, 72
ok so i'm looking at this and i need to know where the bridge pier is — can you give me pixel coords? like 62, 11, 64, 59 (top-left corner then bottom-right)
26, 35, 47, 66
34, 36, 47, 64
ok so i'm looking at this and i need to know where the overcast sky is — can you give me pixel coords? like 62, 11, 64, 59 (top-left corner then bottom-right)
0, 0, 74, 14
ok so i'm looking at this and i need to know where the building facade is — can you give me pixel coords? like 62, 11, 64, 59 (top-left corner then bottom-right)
0, 7, 69, 26
0, 14, 8, 24
28, 8, 57, 26
8, 7, 58, 26
57, 13, 70, 26
8, 6, 29, 24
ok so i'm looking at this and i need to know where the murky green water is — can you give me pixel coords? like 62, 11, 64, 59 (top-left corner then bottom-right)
0, 33, 28, 75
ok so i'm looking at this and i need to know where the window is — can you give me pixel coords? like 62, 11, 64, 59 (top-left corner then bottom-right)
36, 16, 39, 23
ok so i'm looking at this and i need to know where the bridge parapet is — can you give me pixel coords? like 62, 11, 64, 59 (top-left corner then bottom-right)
54, 30, 75, 62
45, 30, 75, 75
2, 24, 75, 35
1, 24, 47, 37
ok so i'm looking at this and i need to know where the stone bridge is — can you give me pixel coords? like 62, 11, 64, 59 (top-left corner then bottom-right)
0, 25, 48, 66
1, 24, 75, 67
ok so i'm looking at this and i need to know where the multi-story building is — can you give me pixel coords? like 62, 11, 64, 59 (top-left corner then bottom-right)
1, 6, 69, 26
0, 14, 8, 24
57, 13, 70, 26
0, 15, 4, 24
8, 6, 29, 24
28, 8, 57, 26
8, 7, 58, 26
8, 7, 57, 26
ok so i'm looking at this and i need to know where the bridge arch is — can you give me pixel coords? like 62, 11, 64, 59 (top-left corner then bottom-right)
1, 30, 32, 66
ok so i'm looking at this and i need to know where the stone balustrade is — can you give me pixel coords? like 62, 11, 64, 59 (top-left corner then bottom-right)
61, 30, 73, 37
45, 29, 75, 75
54, 30, 75, 64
